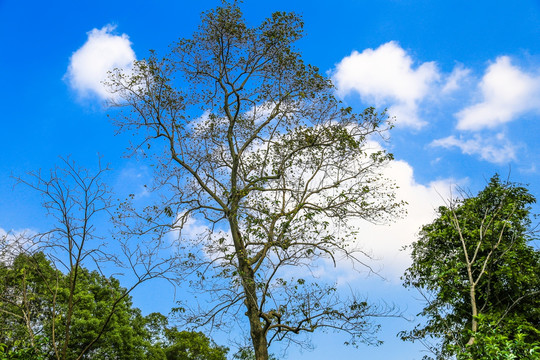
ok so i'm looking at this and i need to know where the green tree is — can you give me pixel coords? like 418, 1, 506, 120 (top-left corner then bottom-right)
163, 329, 228, 360
52, 268, 150, 360
0, 252, 56, 355
454, 314, 540, 360
232, 347, 276, 360
0, 336, 48, 360
0, 252, 148, 359
108, 2, 402, 359
402, 175, 540, 359
140, 312, 229, 360
0, 252, 229, 360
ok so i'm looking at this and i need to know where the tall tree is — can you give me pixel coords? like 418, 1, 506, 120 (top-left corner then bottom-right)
108, 3, 402, 359
401, 175, 540, 359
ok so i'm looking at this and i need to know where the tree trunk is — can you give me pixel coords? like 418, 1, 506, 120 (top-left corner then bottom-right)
467, 284, 477, 346
246, 294, 269, 360
228, 213, 269, 360
239, 251, 270, 360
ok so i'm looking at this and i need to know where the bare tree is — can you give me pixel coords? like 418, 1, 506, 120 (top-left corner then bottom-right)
108, 3, 403, 359
1, 158, 176, 360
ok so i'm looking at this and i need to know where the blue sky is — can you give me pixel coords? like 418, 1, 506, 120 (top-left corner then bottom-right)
1, 0, 539, 359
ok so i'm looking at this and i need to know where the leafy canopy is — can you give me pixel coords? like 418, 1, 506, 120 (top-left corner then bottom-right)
0, 252, 228, 360
402, 175, 540, 359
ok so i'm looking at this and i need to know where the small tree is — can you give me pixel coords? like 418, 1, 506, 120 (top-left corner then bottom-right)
108, 3, 402, 358
402, 175, 540, 359
140, 312, 229, 360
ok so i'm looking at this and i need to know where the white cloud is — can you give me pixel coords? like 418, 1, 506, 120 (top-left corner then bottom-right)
456, 56, 540, 131
65, 24, 136, 101
442, 64, 471, 93
167, 211, 228, 243
331, 158, 457, 282
332, 41, 440, 128
254, 141, 458, 283
431, 133, 518, 164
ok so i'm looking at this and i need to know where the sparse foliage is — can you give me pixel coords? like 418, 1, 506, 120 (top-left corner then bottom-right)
108, 2, 402, 359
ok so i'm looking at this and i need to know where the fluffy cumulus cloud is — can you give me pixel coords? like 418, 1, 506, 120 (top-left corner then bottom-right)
429, 56, 540, 163
332, 41, 440, 128
288, 141, 456, 281
456, 56, 540, 131
332, 42, 540, 165
331, 158, 456, 282
65, 25, 136, 100
431, 133, 518, 164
